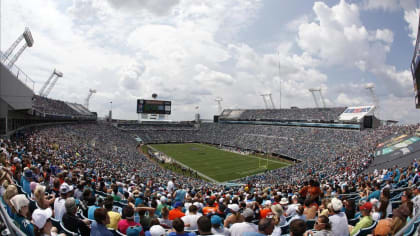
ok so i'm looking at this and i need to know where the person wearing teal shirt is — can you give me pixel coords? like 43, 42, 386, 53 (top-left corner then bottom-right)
10, 194, 34, 236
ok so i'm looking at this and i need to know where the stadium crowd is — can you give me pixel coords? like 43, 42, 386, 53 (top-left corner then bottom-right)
0, 122, 420, 236
32, 95, 92, 117
219, 108, 346, 121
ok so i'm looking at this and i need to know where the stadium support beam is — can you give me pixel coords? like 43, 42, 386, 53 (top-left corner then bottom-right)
309, 88, 320, 108
215, 97, 223, 114
261, 93, 275, 109
260, 94, 269, 109
39, 69, 63, 97
319, 89, 326, 108
3, 27, 34, 67
85, 89, 97, 109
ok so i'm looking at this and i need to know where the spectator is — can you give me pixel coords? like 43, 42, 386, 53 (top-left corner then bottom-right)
243, 218, 275, 236
148, 225, 166, 236
10, 194, 34, 236
169, 202, 185, 220
182, 205, 201, 231
224, 204, 244, 228
289, 219, 306, 236
211, 215, 229, 236
229, 208, 257, 236
328, 198, 348, 236
288, 205, 306, 224
197, 216, 212, 235
34, 185, 55, 209
62, 197, 90, 236
169, 218, 196, 236
159, 207, 172, 228
270, 204, 286, 236
91, 208, 113, 236
118, 206, 141, 234
54, 182, 73, 221
104, 195, 121, 230
32, 208, 57, 236
309, 215, 332, 236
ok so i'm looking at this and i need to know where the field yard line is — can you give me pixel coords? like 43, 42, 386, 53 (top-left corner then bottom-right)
194, 143, 288, 165
148, 145, 222, 184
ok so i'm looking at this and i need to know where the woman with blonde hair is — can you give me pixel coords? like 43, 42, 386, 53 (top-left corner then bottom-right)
3, 184, 18, 217
34, 185, 55, 209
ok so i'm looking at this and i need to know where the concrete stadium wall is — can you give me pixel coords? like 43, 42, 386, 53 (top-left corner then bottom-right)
0, 63, 34, 110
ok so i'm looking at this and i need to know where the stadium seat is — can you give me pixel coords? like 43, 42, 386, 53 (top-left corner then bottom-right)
60, 221, 79, 236
348, 216, 360, 226
353, 221, 377, 236
280, 223, 289, 235
306, 219, 316, 230
50, 217, 62, 232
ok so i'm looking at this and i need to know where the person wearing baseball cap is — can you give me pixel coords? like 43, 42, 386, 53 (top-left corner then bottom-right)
350, 202, 373, 236
224, 204, 244, 228
211, 215, 229, 236
148, 225, 166, 236
32, 208, 54, 235
169, 201, 185, 220
54, 182, 74, 221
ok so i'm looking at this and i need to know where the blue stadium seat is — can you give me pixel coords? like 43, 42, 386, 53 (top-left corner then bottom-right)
353, 220, 377, 236
306, 219, 316, 230
348, 216, 360, 226
60, 221, 79, 236
280, 223, 289, 235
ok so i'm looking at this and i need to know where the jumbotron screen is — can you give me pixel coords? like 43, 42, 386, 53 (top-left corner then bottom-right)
137, 99, 171, 114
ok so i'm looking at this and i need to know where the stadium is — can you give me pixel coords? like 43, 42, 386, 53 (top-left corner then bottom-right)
0, 1, 420, 236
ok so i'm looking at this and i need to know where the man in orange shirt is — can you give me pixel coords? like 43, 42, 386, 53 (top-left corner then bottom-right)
169, 201, 185, 220
260, 202, 272, 219
202, 199, 218, 216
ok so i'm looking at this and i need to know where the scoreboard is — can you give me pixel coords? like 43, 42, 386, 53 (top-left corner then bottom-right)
137, 99, 171, 114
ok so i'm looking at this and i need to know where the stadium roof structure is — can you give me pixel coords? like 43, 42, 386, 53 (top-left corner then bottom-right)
339, 105, 375, 122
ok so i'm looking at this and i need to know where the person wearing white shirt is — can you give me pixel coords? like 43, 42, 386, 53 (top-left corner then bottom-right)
229, 209, 257, 236
181, 205, 201, 231
328, 198, 349, 236
167, 178, 175, 193
54, 183, 73, 221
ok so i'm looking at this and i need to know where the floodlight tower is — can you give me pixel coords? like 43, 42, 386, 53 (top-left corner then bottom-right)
309, 88, 320, 108
215, 97, 223, 114
261, 93, 275, 109
39, 69, 63, 96
3, 28, 34, 67
319, 88, 327, 108
365, 84, 379, 116
85, 89, 97, 109
260, 94, 269, 109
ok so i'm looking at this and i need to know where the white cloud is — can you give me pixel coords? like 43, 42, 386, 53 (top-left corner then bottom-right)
375, 29, 394, 43
297, 0, 410, 97
363, 0, 400, 11
404, 9, 420, 45
106, 0, 180, 15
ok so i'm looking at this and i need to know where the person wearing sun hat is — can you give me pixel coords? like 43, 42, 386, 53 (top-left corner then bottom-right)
10, 194, 35, 236
349, 201, 373, 236
32, 208, 55, 236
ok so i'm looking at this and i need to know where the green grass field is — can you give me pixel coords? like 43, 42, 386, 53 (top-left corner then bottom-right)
150, 143, 290, 182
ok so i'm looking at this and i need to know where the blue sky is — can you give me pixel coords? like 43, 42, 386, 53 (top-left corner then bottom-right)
1, 0, 419, 123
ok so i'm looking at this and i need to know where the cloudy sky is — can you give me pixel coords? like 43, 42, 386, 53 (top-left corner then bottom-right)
1, 0, 419, 123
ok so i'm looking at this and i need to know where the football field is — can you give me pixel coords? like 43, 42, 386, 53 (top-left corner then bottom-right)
150, 143, 290, 182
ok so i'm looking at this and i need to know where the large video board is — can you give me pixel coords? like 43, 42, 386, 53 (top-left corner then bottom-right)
137, 99, 171, 114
